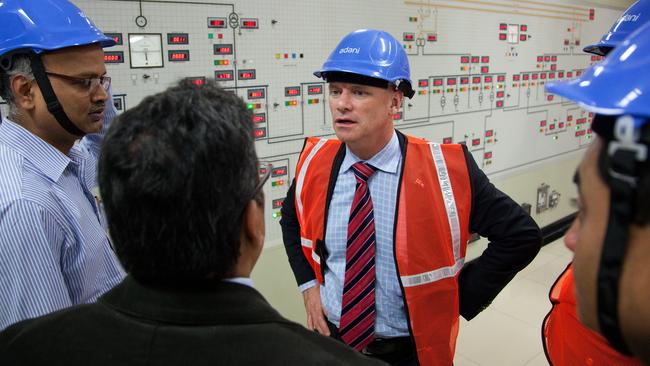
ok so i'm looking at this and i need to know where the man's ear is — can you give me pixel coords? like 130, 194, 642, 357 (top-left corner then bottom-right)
242, 199, 265, 253
390, 90, 403, 114
11, 74, 36, 111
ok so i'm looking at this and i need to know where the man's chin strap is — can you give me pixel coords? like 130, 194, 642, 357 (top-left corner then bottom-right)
598, 115, 647, 355
28, 53, 85, 137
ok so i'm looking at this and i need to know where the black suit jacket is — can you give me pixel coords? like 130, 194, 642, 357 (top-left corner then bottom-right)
0, 276, 386, 366
281, 130, 543, 320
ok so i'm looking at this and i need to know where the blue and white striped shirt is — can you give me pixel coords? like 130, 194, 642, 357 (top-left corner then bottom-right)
301, 131, 408, 337
0, 110, 125, 330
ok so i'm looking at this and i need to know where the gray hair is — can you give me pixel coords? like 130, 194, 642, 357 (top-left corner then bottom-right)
0, 55, 34, 117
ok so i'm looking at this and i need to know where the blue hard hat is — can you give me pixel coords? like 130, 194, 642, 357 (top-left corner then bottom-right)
315, 29, 414, 97
583, 0, 649, 56
0, 0, 115, 57
546, 21, 650, 123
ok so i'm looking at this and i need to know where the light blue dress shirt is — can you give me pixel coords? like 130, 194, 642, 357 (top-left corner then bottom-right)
0, 109, 125, 330
301, 131, 408, 337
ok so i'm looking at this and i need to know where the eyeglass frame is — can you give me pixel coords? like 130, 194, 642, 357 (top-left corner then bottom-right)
45, 71, 112, 93
254, 162, 272, 200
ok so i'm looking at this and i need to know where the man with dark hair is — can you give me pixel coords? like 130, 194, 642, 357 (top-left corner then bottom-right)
0, 0, 124, 330
0, 79, 386, 366
544, 21, 650, 364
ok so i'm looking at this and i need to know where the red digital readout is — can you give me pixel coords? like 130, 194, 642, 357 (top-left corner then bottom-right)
496, 100, 504, 108
472, 76, 482, 84
559, 122, 565, 128
427, 34, 437, 42
104, 53, 123, 63
433, 79, 443, 86
170, 36, 187, 44
513, 75, 520, 81
404, 33, 415, 41
253, 113, 266, 124
187, 77, 205, 86
113, 36, 121, 43
497, 75, 505, 82
210, 19, 225, 27
481, 56, 489, 63
484, 76, 493, 83
215, 71, 233, 80
549, 73, 555, 79
248, 89, 264, 99
532, 73, 539, 80
547, 95, 554, 101
484, 152, 493, 159
540, 73, 547, 79
418, 79, 429, 87
540, 120, 547, 127
461, 56, 470, 64
522, 74, 529, 80
285, 87, 300, 96
170, 52, 188, 60
472, 138, 480, 146
272, 167, 287, 176
239, 71, 255, 79
537, 56, 543, 62
551, 56, 557, 62
241, 20, 258, 28
308, 85, 322, 94
447, 78, 456, 86
499, 33, 507, 41
520, 24, 527, 31
567, 72, 573, 78
272, 199, 284, 209
544, 56, 551, 62
496, 91, 504, 98
214, 44, 233, 55
254, 128, 266, 138
486, 130, 494, 137
471, 56, 480, 63
460, 77, 469, 85
520, 34, 527, 42
481, 66, 489, 73
499, 23, 507, 30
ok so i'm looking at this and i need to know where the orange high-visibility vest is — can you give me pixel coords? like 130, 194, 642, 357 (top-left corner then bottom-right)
294, 135, 471, 366
543, 264, 643, 366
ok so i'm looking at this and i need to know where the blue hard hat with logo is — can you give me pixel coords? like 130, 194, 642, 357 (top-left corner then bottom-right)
583, 0, 649, 56
314, 29, 415, 98
0, 0, 115, 57
547, 20, 650, 123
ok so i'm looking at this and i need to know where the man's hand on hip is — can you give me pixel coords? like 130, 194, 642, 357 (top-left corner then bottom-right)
302, 284, 330, 336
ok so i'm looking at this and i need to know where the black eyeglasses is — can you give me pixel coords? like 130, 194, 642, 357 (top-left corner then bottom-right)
45, 71, 111, 93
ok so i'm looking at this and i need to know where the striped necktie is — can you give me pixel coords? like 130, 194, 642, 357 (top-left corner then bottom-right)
339, 161, 378, 351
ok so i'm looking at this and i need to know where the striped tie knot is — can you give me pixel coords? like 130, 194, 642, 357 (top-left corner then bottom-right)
351, 162, 377, 183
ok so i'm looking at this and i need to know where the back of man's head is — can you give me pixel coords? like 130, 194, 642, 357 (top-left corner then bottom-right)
99, 79, 259, 285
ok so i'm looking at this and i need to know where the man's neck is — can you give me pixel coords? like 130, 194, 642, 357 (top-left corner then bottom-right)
11, 114, 76, 155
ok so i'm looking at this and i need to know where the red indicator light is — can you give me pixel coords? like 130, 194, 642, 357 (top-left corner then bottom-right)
418, 79, 429, 87
471, 56, 480, 63
497, 75, 505, 82
520, 24, 527, 31
472, 138, 481, 146
496, 91, 504, 98
460, 77, 469, 85
443, 137, 452, 144
447, 78, 457, 85
308, 85, 322, 95
186, 77, 205, 86
520, 34, 527, 42
547, 95, 554, 101
576, 130, 586, 137
254, 128, 266, 138
403, 33, 415, 41
499, 33, 507, 41
481, 56, 489, 63
496, 100, 504, 108
472, 76, 481, 84
461, 56, 470, 64
540, 120, 547, 127
253, 113, 266, 124
481, 66, 489, 73
486, 130, 494, 137
484, 152, 493, 159
484, 76, 493, 83
433, 78, 443, 86
513, 75, 520, 81
589, 8, 595, 21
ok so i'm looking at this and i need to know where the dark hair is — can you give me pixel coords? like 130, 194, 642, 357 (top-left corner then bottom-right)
593, 114, 650, 225
98, 79, 258, 285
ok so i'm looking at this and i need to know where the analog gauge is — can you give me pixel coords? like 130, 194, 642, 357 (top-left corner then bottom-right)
128, 33, 163, 68
135, 15, 147, 28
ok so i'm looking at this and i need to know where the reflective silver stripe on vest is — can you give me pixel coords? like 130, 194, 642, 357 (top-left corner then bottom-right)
400, 143, 464, 287
301, 237, 313, 249
295, 138, 328, 219
312, 250, 321, 264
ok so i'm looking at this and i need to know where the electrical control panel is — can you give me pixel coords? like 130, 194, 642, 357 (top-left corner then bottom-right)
2, 0, 622, 247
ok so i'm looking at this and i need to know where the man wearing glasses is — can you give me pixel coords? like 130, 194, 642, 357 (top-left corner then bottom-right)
0, 0, 124, 330
0, 79, 386, 366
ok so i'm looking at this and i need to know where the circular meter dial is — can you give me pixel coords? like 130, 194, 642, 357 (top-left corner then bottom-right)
128, 33, 163, 68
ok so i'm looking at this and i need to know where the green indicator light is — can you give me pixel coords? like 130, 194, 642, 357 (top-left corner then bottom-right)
247, 103, 254, 110
285, 101, 290, 106
208, 33, 214, 39
214, 60, 219, 66
272, 212, 278, 218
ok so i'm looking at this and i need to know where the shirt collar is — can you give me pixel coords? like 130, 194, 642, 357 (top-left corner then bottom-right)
0, 118, 71, 182
341, 130, 400, 175
223, 277, 254, 288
